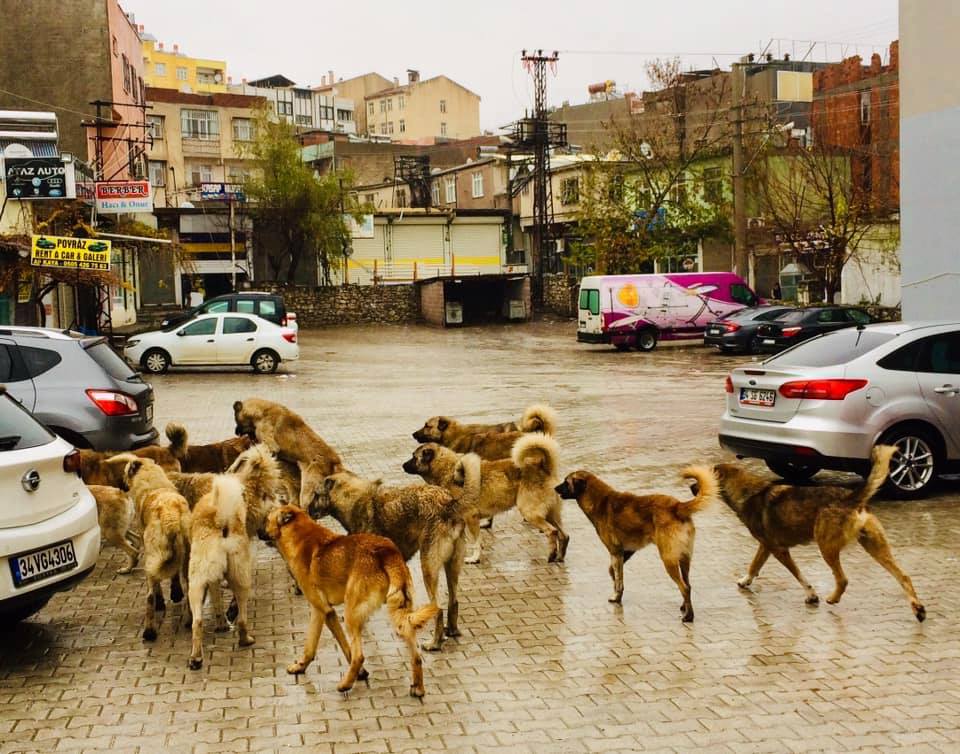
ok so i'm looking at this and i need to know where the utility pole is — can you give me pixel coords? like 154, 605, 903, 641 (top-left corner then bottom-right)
229, 195, 237, 291
731, 61, 749, 284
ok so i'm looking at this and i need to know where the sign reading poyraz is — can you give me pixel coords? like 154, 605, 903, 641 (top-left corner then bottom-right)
31, 236, 112, 271
95, 180, 153, 213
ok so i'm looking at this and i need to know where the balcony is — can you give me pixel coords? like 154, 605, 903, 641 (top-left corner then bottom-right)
181, 136, 221, 157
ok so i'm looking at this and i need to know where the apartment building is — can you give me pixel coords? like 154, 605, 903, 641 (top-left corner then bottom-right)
313, 72, 394, 136
358, 156, 509, 211
230, 75, 356, 134
141, 32, 228, 93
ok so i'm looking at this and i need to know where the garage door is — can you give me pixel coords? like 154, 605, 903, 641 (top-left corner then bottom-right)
450, 223, 502, 274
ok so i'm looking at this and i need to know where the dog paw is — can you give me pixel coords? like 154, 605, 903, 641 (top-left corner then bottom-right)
226, 603, 239, 623
736, 577, 753, 589
214, 622, 229, 633
547, 550, 558, 563
444, 626, 462, 638
464, 555, 481, 565
117, 567, 133, 575
336, 680, 355, 695
409, 685, 425, 699
357, 668, 370, 683
915, 604, 926, 622
142, 627, 157, 642
169, 585, 184, 604
286, 661, 307, 675
188, 657, 203, 670
608, 595, 622, 604
238, 635, 255, 647
421, 641, 443, 652
805, 594, 820, 605
682, 609, 695, 623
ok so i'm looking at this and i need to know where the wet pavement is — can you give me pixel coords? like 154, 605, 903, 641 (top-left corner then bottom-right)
2, 321, 959, 753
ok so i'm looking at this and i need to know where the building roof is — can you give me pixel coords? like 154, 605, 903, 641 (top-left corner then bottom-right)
365, 75, 481, 101
145, 87, 264, 107
246, 74, 297, 88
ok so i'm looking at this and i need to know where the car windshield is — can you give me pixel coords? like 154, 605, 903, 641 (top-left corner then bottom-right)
0, 393, 54, 451
775, 310, 807, 324
85, 340, 138, 380
766, 329, 896, 367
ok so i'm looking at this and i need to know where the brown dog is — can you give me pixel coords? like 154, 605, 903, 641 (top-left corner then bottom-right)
88, 484, 140, 574
233, 398, 344, 507
413, 403, 556, 460
712, 446, 925, 621
555, 466, 717, 621
263, 505, 439, 697
79, 443, 182, 486
166, 422, 253, 473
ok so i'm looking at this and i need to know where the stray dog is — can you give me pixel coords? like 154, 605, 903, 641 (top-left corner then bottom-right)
309, 472, 466, 650
403, 432, 568, 563
264, 505, 439, 697
79, 443, 182, 486
413, 403, 556, 460
166, 422, 253, 473
556, 466, 717, 621
233, 398, 344, 507
88, 484, 140, 574
120, 457, 192, 640
187, 475, 255, 669
711, 446, 925, 621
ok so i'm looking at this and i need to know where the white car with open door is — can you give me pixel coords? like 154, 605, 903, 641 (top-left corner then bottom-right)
124, 312, 299, 374
0, 388, 100, 625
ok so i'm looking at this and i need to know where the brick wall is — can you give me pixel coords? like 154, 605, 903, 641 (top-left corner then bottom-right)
419, 281, 445, 326
257, 283, 420, 327
542, 273, 579, 318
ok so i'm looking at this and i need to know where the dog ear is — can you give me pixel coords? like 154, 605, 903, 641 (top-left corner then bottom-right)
573, 475, 587, 496
422, 446, 434, 462
452, 460, 465, 486
279, 509, 296, 526
437, 418, 449, 431
323, 477, 335, 493
233, 400, 243, 414
126, 458, 143, 478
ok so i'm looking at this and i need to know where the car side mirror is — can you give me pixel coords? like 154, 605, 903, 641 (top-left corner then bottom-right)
177, 330, 186, 336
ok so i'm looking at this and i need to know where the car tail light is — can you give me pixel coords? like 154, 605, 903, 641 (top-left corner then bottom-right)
281, 331, 297, 343
781, 326, 802, 337
724, 375, 734, 394
778, 379, 868, 400
86, 389, 139, 416
720, 321, 741, 332
63, 450, 82, 475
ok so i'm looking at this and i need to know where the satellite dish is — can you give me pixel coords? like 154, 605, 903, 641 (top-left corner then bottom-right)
214, 73, 223, 83
640, 142, 654, 160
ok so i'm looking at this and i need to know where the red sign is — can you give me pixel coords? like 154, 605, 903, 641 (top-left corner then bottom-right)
95, 181, 151, 199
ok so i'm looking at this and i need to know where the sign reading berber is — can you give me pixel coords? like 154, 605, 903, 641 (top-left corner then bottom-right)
30, 236, 112, 271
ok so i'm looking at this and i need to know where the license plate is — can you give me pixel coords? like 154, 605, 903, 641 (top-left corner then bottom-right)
740, 388, 776, 407
10, 540, 77, 588
707, 327, 721, 335
145, 404, 153, 422
763, 338, 775, 345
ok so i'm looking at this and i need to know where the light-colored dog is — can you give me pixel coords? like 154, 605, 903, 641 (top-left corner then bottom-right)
88, 484, 140, 574
403, 432, 568, 563
233, 398, 344, 507
79, 442, 182, 486
413, 403, 557, 460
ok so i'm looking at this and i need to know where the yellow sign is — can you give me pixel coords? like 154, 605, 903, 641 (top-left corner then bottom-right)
30, 235, 111, 271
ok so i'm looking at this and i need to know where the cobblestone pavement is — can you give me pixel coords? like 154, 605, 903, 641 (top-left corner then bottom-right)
2, 321, 959, 753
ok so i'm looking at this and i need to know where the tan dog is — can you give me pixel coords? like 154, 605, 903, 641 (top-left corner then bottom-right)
166, 422, 253, 473
309, 472, 466, 651
187, 475, 255, 670
263, 505, 439, 697
403, 432, 568, 563
413, 403, 557, 460
121, 457, 192, 640
88, 484, 140, 574
79, 443, 182, 486
233, 398, 344, 507
555, 466, 717, 621
712, 446, 925, 621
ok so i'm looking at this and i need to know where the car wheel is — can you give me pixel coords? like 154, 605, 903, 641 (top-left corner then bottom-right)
880, 427, 942, 499
636, 329, 658, 352
142, 349, 170, 374
252, 349, 279, 374
764, 458, 821, 482
0, 596, 50, 629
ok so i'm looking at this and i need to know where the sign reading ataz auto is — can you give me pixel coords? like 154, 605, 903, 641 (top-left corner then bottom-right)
4, 157, 72, 199
95, 180, 153, 213
30, 236, 112, 271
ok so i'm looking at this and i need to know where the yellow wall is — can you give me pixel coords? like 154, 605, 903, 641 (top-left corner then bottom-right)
365, 76, 480, 143
142, 39, 227, 93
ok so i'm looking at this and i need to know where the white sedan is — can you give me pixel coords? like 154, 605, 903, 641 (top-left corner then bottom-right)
124, 312, 299, 374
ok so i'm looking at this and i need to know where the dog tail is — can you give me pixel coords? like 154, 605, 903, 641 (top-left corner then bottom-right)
151, 505, 188, 573
512, 432, 560, 479
210, 474, 246, 533
520, 403, 558, 436
852, 444, 897, 510
165, 422, 189, 460
676, 466, 718, 518
381, 549, 440, 639
452, 452, 482, 505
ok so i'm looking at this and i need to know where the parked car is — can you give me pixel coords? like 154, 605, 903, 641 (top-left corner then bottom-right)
0, 388, 100, 624
0, 326, 157, 451
161, 291, 297, 332
577, 272, 761, 351
719, 321, 960, 498
704, 305, 796, 354
125, 312, 299, 375
756, 305, 872, 353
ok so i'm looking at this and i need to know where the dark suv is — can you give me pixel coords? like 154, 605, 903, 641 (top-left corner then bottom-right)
161, 292, 296, 330
0, 327, 157, 450
757, 306, 873, 353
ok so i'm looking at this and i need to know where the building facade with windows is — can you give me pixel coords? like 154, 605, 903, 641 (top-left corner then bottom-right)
229, 76, 356, 134
140, 33, 228, 93
312, 72, 394, 136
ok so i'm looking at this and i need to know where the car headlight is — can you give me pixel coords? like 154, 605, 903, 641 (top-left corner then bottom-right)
126, 339, 140, 348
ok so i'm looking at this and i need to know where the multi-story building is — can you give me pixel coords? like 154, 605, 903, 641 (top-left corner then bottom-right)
313, 72, 394, 136
140, 31, 228, 93
0, 0, 146, 180
229, 75, 356, 134
363, 70, 481, 144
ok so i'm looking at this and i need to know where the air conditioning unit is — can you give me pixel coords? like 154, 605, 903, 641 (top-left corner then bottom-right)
445, 301, 463, 325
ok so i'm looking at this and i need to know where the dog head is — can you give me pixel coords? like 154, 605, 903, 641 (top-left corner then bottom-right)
120, 456, 148, 491
233, 400, 257, 439
263, 505, 299, 543
555, 471, 589, 500
402, 443, 438, 476
412, 416, 450, 443
307, 475, 338, 520
707, 463, 759, 514
299, 458, 344, 510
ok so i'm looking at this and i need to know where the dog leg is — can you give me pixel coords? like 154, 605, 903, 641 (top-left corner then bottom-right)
188, 580, 207, 670
419, 557, 444, 652
770, 548, 819, 604
287, 605, 326, 675
546, 504, 569, 563
323, 611, 366, 681
209, 580, 229, 632
738, 544, 770, 589
337, 605, 372, 693
522, 512, 561, 563
401, 620, 426, 699
443, 540, 464, 638
143, 578, 160, 641
817, 542, 849, 605
116, 534, 140, 575
608, 552, 625, 603
170, 574, 184, 604
679, 552, 693, 614
233, 584, 255, 648
464, 511, 482, 565
857, 515, 925, 622
660, 555, 694, 622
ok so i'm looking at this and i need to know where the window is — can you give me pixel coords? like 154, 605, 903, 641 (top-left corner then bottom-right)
190, 164, 214, 185
138, 77, 145, 106
277, 101, 293, 116
920, 333, 960, 374
19, 346, 62, 378
607, 173, 624, 202
365, 193, 376, 206
396, 188, 407, 208
202, 300, 230, 314
445, 177, 456, 203
131, 70, 139, 102
122, 54, 132, 92
471, 172, 484, 198
180, 318, 217, 336
146, 114, 164, 141
181, 109, 219, 140
440, 99, 447, 113
579, 289, 600, 315
295, 114, 313, 126
670, 173, 688, 204
431, 182, 440, 206
177, 67, 188, 82
730, 283, 757, 307
387, 121, 395, 134
440, 122, 448, 137
155, 62, 166, 77
860, 91, 871, 125
399, 119, 405, 133
336, 108, 352, 121
258, 300, 278, 318
223, 317, 257, 334
387, 98, 393, 111
703, 166, 722, 204
398, 94, 405, 110
380, 99, 387, 113
560, 177, 580, 205
846, 308, 872, 325
232, 118, 254, 142
318, 104, 334, 121
769, 330, 896, 368
380, 123, 388, 135
368, 102, 374, 116
148, 160, 166, 187
878, 340, 924, 372
86, 342, 136, 380
0, 391, 54, 452
112, 36, 118, 57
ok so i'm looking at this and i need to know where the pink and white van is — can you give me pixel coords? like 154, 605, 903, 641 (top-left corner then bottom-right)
577, 272, 760, 351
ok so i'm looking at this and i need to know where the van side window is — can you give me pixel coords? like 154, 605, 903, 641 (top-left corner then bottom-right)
236, 300, 255, 314
730, 283, 756, 306
204, 300, 230, 314
579, 289, 600, 315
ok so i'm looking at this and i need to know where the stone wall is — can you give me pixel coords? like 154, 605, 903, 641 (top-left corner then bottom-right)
257, 283, 420, 327
542, 273, 579, 318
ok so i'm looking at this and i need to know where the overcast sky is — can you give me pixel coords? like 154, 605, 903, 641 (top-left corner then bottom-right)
122, 0, 898, 131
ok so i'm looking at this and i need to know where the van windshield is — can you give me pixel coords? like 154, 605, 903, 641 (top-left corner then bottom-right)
579, 289, 600, 315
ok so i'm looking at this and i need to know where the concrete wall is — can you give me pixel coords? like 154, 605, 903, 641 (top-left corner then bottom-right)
257, 282, 420, 327
899, 0, 960, 319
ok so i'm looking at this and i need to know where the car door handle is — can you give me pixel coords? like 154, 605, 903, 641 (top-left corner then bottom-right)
933, 385, 958, 395
245, 337, 254, 341
206, 339, 215, 343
